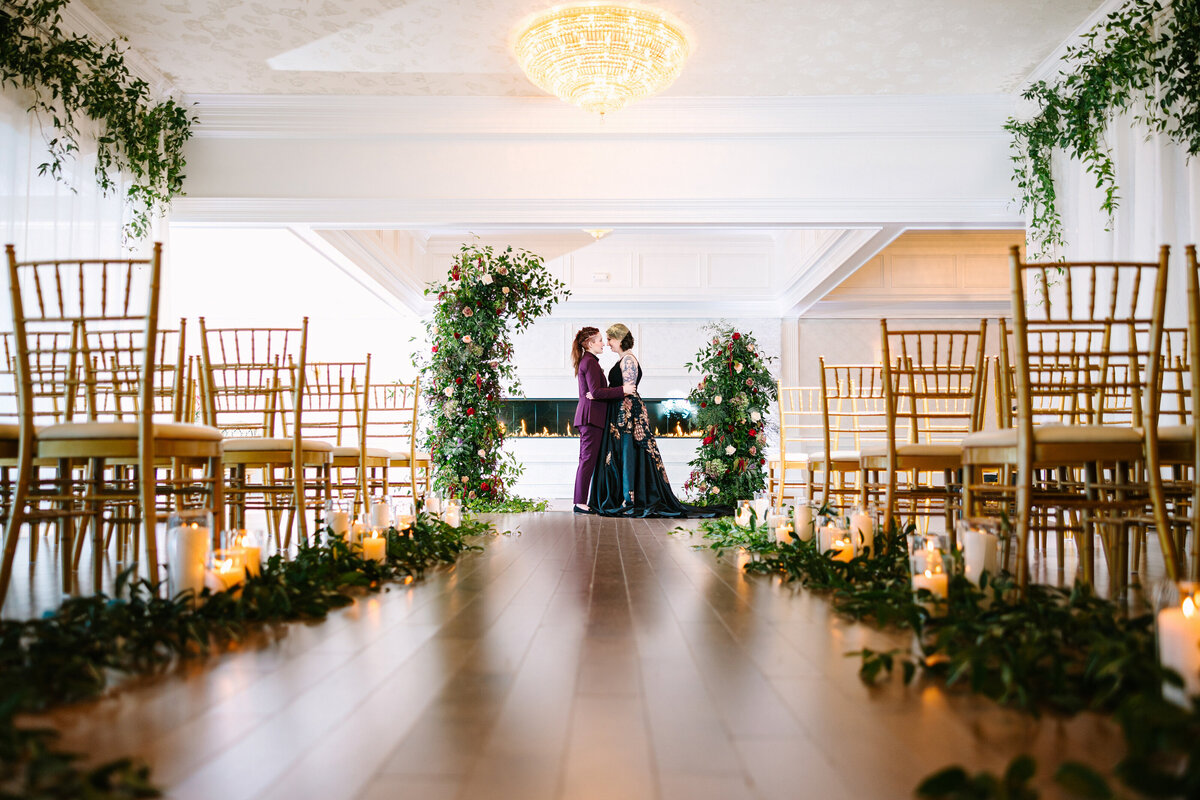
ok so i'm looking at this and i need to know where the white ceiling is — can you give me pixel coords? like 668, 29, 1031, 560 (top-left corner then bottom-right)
83, 0, 1103, 97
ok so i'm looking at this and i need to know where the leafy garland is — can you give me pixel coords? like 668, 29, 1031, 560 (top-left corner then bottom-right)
0, 0, 196, 241
1007, 0, 1200, 257
0, 511, 490, 798
414, 243, 568, 512
683, 324, 777, 505
682, 515, 1200, 799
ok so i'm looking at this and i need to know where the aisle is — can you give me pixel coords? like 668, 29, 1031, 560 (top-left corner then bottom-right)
40, 514, 1124, 799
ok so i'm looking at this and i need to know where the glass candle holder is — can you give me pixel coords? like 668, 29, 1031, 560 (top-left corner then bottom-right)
167, 509, 213, 600
753, 491, 771, 525
1155, 581, 1200, 706
791, 499, 818, 543
208, 548, 245, 592
818, 517, 849, 553
325, 500, 351, 538
735, 500, 753, 528
908, 533, 950, 615
391, 494, 415, 531
361, 528, 388, 563
443, 499, 462, 528
849, 504, 875, 555
368, 495, 391, 529
229, 529, 264, 578
957, 518, 1003, 586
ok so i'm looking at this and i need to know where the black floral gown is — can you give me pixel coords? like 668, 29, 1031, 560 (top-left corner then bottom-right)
588, 354, 728, 518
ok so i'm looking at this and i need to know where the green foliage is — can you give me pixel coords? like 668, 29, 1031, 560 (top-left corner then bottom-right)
1006, 0, 1200, 257
674, 515, 776, 557
413, 243, 568, 510
916, 756, 1039, 800
0, 0, 196, 241
0, 510, 488, 797
683, 324, 777, 505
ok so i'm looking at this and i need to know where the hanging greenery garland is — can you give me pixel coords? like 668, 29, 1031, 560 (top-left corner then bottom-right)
414, 243, 569, 512
0, 0, 195, 241
683, 323, 777, 505
1006, 0, 1200, 257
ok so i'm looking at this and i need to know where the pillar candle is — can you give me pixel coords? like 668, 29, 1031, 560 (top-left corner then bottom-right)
775, 522, 793, 546
962, 528, 999, 585
754, 495, 770, 525
912, 569, 949, 616
426, 496, 442, 514
735, 501, 752, 528
241, 544, 261, 578
209, 552, 245, 591
362, 532, 387, 563
369, 500, 391, 529
329, 510, 350, 537
850, 510, 873, 555
168, 523, 209, 599
443, 504, 462, 529
1159, 598, 1200, 706
830, 536, 855, 563
793, 504, 813, 542
351, 521, 366, 545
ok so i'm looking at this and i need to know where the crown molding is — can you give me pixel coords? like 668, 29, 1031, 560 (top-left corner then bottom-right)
171, 197, 1024, 227
186, 93, 1016, 140
803, 298, 1012, 319
59, 0, 176, 97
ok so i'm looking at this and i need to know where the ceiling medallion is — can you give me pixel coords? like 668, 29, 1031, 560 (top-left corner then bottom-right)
513, 3, 691, 115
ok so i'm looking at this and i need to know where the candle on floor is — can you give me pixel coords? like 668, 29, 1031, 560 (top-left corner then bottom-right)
849, 506, 874, 555
328, 510, 350, 538
351, 520, 367, 545
830, 535, 855, 563
232, 530, 262, 578
818, 525, 846, 553
1159, 587, 1200, 706
909, 535, 949, 616
425, 495, 442, 515
168, 522, 210, 599
443, 500, 462, 529
369, 499, 391, 529
959, 521, 1000, 585
775, 521, 794, 546
209, 549, 245, 591
793, 503, 813, 542
735, 500, 752, 528
754, 494, 771, 525
362, 530, 387, 563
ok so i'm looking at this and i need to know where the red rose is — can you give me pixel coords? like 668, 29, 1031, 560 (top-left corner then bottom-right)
454, 332, 461, 339
481, 481, 490, 492
487, 393, 494, 401
732, 332, 741, 340
749, 428, 757, 437
456, 377, 463, 385
431, 345, 438, 353
760, 458, 766, 465
467, 407, 476, 416
703, 436, 714, 445
701, 402, 707, 408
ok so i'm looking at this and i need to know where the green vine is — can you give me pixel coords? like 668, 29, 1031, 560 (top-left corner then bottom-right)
685, 517, 1200, 799
1007, 0, 1200, 258
412, 242, 569, 511
0, 0, 196, 241
0, 510, 490, 797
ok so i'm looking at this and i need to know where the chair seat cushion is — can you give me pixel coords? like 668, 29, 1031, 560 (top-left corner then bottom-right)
962, 425, 1142, 449
389, 450, 431, 463
0, 423, 18, 440
1159, 424, 1194, 443
39, 421, 224, 441
223, 437, 333, 452
860, 442, 963, 458
807, 450, 861, 463
331, 445, 391, 459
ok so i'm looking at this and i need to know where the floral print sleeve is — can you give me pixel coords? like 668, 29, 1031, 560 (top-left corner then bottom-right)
620, 353, 639, 390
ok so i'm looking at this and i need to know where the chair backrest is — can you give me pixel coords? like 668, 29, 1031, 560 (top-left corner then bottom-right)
1158, 327, 1191, 426
297, 358, 371, 448
366, 379, 420, 462
880, 321, 988, 450
776, 383, 823, 460
817, 361, 888, 455
82, 319, 187, 423
5, 244, 162, 445
198, 318, 308, 440
1009, 245, 1169, 438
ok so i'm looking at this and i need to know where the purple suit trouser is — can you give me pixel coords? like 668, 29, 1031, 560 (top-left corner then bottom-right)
575, 422, 603, 505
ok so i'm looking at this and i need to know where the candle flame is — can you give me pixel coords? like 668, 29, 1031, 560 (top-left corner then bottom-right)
924, 569, 933, 579
1185, 596, 1196, 618
215, 557, 236, 573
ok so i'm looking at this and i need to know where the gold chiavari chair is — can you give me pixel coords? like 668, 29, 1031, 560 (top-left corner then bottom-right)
769, 383, 823, 506
198, 318, 330, 548
1139, 327, 1192, 574
0, 244, 226, 601
961, 245, 1176, 593
367, 380, 430, 501
79, 320, 224, 567
300, 358, 389, 516
814, 361, 888, 510
861, 321, 988, 541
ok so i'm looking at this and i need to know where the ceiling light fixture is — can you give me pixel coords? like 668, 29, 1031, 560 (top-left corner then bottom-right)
514, 3, 691, 115
583, 228, 614, 240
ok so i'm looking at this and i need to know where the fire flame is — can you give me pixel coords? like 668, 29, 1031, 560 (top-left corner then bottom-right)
1185, 596, 1196, 618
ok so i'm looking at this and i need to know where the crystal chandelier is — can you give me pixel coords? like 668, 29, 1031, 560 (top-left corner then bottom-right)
513, 3, 691, 115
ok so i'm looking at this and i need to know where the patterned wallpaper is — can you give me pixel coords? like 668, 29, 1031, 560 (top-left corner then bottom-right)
82, 0, 1104, 96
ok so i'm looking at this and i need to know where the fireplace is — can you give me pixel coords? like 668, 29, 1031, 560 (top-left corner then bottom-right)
499, 398, 700, 438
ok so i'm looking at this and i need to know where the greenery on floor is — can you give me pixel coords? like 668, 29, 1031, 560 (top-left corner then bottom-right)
0, 0, 196, 241
0, 511, 491, 798
683, 515, 1200, 799
1006, 0, 1200, 258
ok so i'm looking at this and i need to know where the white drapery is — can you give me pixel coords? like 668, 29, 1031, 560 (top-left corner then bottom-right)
1053, 111, 1200, 325
0, 86, 150, 261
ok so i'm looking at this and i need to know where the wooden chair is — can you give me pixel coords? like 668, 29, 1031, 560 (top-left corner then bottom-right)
814, 362, 888, 510
300, 358, 389, 515
0, 244, 225, 602
769, 384, 822, 506
961, 245, 1176, 592
862, 321, 988, 541
366, 380, 430, 501
198, 318, 330, 548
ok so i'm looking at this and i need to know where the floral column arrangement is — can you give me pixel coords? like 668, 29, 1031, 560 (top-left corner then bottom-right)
684, 324, 777, 506
414, 244, 568, 510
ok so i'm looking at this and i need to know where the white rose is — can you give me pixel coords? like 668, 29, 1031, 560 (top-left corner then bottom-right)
710, 486, 719, 494
481, 274, 494, 285
751, 411, 761, 422
462, 335, 472, 344
477, 449, 485, 457
714, 395, 723, 404
735, 363, 743, 373
443, 386, 453, 397
502, 286, 510, 294
724, 445, 735, 456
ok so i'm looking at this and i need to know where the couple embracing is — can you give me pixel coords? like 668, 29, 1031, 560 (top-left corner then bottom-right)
571, 324, 724, 518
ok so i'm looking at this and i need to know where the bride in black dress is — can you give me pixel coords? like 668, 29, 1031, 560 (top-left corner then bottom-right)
585, 323, 727, 518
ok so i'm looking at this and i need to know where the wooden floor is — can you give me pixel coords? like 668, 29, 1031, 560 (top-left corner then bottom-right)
24, 513, 1129, 799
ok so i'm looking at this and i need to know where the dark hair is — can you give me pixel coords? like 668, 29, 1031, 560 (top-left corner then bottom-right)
618, 331, 634, 351
572, 327, 599, 375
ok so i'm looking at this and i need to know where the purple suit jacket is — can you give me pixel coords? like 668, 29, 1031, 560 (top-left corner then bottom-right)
574, 352, 624, 427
